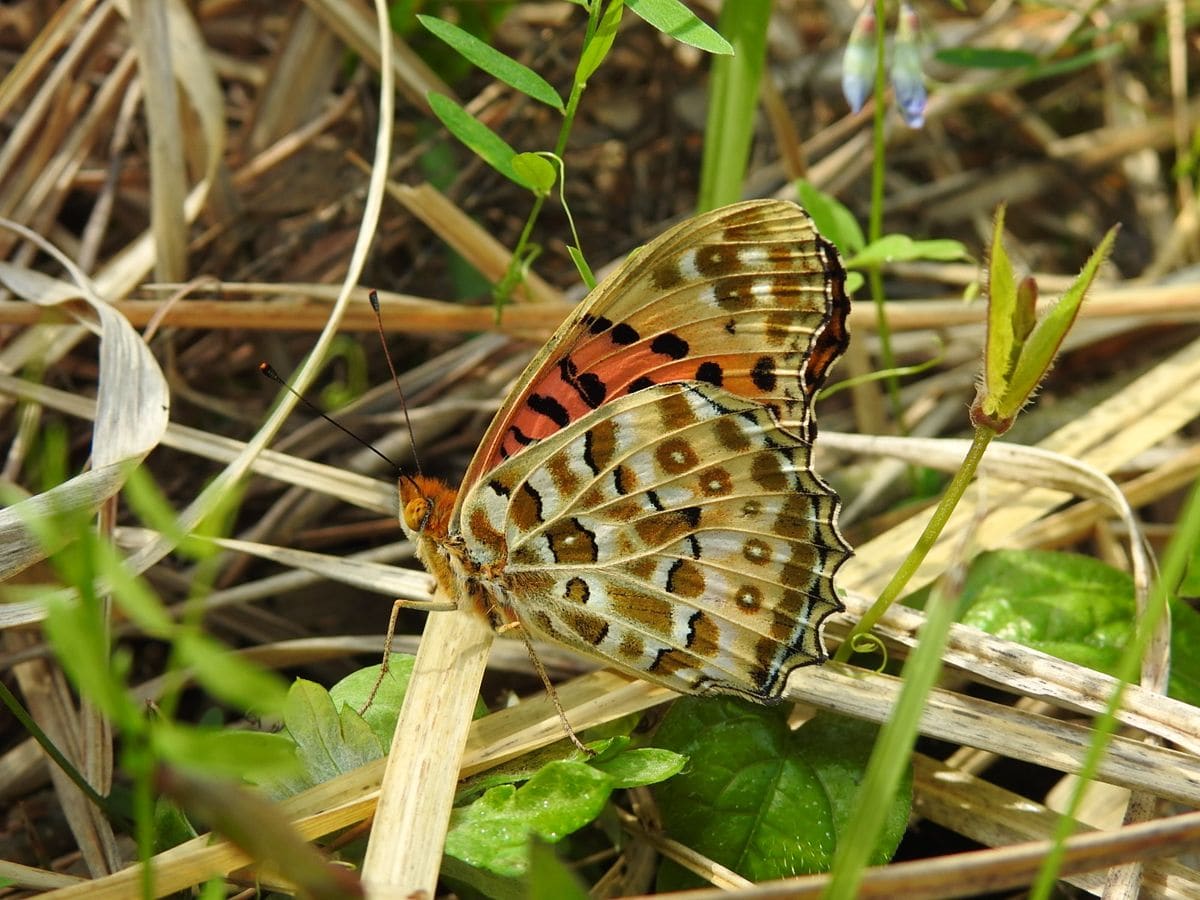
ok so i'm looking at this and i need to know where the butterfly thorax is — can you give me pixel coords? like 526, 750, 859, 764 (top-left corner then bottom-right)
399, 474, 517, 628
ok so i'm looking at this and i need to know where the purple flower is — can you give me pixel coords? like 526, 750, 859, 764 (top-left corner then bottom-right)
891, 2, 927, 128
841, 3, 877, 114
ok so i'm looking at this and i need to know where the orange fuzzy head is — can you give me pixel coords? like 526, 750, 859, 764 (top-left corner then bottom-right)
398, 474, 458, 541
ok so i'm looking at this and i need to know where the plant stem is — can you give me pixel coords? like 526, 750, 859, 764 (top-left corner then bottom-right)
496, 1, 603, 308
835, 425, 996, 663
867, 0, 904, 428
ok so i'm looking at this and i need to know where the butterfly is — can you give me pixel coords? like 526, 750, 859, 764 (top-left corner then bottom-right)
399, 199, 851, 708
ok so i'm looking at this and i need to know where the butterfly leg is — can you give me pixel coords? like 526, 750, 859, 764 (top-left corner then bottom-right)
360, 593, 458, 714
498, 619, 594, 756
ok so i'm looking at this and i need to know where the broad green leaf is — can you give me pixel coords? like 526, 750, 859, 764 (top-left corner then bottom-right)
284, 678, 384, 787
652, 698, 838, 888
512, 152, 557, 194
577, 0, 623, 83
427, 92, 531, 188
627, 0, 733, 54
1168, 598, 1200, 705
327, 655, 470, 751
445, 761, 614, 877
935, 47, 1038, 69
959, 550, 1134, 675
174, 632, 288, 718
459, 735, 684, 794
152, 723, 299, 782
795, 180, 865, 255
418, 15, 564, 111
793, 714, 910, 865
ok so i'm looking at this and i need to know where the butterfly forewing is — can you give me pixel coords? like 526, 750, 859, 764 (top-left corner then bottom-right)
453, 200, 848, 520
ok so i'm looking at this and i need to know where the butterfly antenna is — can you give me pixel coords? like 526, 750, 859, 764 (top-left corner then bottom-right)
369, 290, 424, 478
258, 362, 402, 474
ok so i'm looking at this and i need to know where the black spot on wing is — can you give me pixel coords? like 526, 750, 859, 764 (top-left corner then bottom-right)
528, 392, 570, 427
507, 425, 534, 447
558, 356, 606, 409
612, 322, 640, 345
650, 332, 689, 359
695, 361, 723, 386
584, 314, 613, 335
627, 376, 655, 393
750, 356, 777, 392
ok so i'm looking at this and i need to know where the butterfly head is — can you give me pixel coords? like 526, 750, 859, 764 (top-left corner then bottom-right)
398, 474, 457, 542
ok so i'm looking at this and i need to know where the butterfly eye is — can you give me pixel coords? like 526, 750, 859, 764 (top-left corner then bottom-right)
403, 497, 432, 532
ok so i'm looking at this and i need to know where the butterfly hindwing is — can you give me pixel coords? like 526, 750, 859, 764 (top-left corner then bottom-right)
457, 381, 849, 699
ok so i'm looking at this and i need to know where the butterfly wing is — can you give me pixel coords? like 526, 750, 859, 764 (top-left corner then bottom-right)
452, 199, 849, 524
457, 381, 849, 700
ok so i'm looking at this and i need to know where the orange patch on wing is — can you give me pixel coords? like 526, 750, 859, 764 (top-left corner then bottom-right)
546, 450, 581, 497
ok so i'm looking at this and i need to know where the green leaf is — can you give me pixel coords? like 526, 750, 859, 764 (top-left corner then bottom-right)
527, 837, 591, 900
1001, 224, 1117, 415
512, 152, 557, 195
418, 15, 564, 111
627, 0, 733, 54
283, 678, 384, 789
1167, 598, 1200, 705
982, 204, 1016, 408
566, 245, 596, 289
590, 747, 687, 788
95, 539, 174, 638
935, 47, 1039, 69
44, 596, 139, 729
152, 723, 300, 782
326, 655, 462, 751
577, 0, 624, 83
959, 550, 1134, 675
153, 795, 198, 854
793, 714, 910, 865
122, 465, 190, 552
954, 549, 1200, 705
427, 92, 531, 189
652, 698, 838, 887
174, 632, 288, 718
445, 761, 614, 877
795, 180, 865, 255
845, 234, 970, 268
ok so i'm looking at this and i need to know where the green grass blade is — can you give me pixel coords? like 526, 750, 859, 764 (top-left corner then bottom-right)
697, 0, 769, 210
